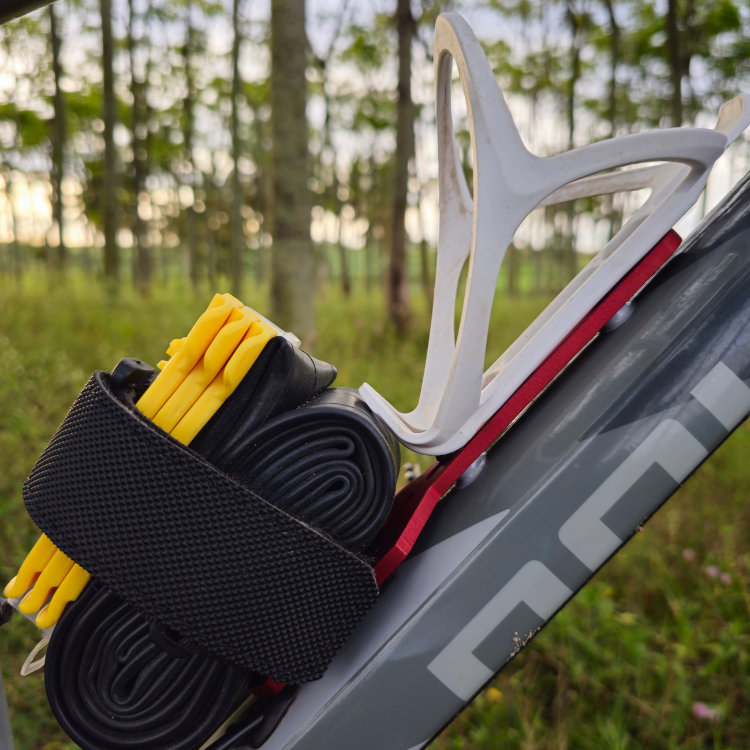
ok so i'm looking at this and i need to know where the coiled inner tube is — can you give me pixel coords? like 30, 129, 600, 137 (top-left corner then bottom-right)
192, 339, 399, 550
218, 389, 398, 549
45, 584, 250, 750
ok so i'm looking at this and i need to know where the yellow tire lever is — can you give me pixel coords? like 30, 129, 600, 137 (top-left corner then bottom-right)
136, 293, 243, 419
152, 306, 260, 434
3, 533, 57, 599
19, 548, 75, 615
171, 319, 276, 446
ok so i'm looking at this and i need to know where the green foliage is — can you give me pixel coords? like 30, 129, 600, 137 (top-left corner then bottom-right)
0, 104, 48, 149
340, 24, 388, 72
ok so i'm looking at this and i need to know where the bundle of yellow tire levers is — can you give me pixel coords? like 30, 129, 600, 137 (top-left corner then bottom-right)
4, 293, 276, 629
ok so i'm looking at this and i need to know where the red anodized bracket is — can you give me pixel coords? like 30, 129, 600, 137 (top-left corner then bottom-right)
372, 229, 683, 586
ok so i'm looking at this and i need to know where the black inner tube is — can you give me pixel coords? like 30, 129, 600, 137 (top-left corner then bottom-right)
216, 389, 398, 549
45, 585, 250, 750
192, 339, 399, 550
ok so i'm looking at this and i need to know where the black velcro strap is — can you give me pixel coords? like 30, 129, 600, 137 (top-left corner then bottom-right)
191, 338, 399, 550
210, 388, 400, 550
23, 371, 379, 683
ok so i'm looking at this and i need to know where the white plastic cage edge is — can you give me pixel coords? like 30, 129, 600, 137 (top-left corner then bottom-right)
359, 12, 750, 455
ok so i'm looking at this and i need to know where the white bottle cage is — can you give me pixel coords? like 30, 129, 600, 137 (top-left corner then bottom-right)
360, 12, 750, 455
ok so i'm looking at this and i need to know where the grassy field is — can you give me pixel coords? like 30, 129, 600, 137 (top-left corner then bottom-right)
0, 276, 748, 749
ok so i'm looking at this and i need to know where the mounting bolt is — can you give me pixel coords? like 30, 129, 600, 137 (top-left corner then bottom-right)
603, 302, 635, 332
456, 453, 487, 489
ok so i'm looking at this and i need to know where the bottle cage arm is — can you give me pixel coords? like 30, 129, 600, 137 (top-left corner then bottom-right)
360, 11, 750, 455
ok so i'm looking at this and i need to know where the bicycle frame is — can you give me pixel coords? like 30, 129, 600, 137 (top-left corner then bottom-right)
256, 175, 750, 749
0, 671, 11, 750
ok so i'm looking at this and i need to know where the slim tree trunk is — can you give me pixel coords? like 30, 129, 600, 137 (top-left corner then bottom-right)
533, 248, 542, 295
5, 168, 22, 282
543, 205, 555, 293
602, 0, 621, 242
269, 0, 315, 343
318, 5, 349, 299
49, 3, 66, 273
420, 237, 433, 309
251, 106, 267, 283
365, 231, 373, 291
564, 2, 581, 282
566, 3, 580, 151
184, 2, 200, 292
417, 184, 433, 309
503, 210, 519, 294
207, 164, 218, 288
506, 243, 518, 297
129, 0, 151, 294
666, 0, 682, 127
388, 0, 415, 333
230, 0, 244, 297
330, 169, 350, 297
602, 0, 619, 137
101, 0, 119, 280
683, 0, 697, 124
338, 237, 351, 296
324, 97, 349, 298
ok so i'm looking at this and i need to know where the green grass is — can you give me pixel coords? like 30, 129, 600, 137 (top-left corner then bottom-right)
0, 275, 748, 749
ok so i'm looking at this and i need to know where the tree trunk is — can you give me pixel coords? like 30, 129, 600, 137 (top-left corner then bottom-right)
533, 248, 542, 295
504, 222, 519, 294
417, 185, 433, 310
338, 239, 351, 297
100, 0, 119, 281
564, 2, 581, 282
324, 98, 349, 298
566, 3, 580, 151
543, 205, 556, 293
365, 233, 373, 291
207, 165, 218, 288
230, 0, 244, 298
49, 3, 66, 274
184, 2, 200, 292
666, 0, 682, 127
420, 237, 433, 310
602, 0, 619, 136
388, 0, 415, 333
337, 242, 351, 296
255, 111, 270, 285
5, 168, 22, 282
128, 0, 151, 294
506, 243, 518, 297
600, 0, 622, 245
269, 0, 315, 343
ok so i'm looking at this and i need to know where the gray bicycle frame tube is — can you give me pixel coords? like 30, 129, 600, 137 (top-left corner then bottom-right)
0, 668, 12, 750
249, 173, 750, 750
